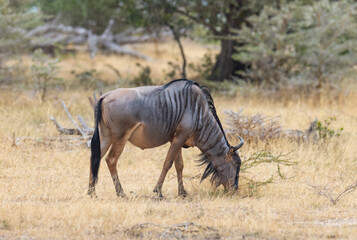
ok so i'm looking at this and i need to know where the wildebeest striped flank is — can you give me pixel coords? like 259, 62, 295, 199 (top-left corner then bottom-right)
88, 79, 244, 198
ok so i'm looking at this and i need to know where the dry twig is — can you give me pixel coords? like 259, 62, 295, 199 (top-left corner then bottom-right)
308, 181, 357, 205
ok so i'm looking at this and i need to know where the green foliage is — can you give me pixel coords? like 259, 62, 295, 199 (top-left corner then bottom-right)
315, 117, 343, 139
31, 49, 62, 101
233, 0, 357, 86
241, 150, 296, 196
0, 0, 42, 83
132, 63, 153, 86
0, 0, 41, 54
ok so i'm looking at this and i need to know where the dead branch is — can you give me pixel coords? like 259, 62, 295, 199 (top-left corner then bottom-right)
28, 20, 170, 58
100, 42, 153, 60
334, 181, 357, 203
88, 96, 96, 110
50, 115, 80, 135
88, 90, 100, 110
60, 100, 87, 137
77, 116, 94, 135
114, 28, 172, 45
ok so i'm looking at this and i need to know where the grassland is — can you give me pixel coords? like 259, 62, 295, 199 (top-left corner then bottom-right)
0, 39, 356, 239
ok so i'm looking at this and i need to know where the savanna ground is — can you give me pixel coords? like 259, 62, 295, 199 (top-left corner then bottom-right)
0, 40, 356, 239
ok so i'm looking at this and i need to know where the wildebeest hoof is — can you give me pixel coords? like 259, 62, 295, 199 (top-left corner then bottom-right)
87, 189, 97, 198
178, 189, 187, 197
117, 192, 126, 198
153, 186, 163, 198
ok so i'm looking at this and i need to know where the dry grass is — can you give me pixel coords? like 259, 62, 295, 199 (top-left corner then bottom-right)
1, 40, 357, 239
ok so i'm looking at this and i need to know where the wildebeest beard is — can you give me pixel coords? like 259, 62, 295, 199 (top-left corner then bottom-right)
198, 154, 222, 187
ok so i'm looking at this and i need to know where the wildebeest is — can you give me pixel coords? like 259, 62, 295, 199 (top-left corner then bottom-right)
88, 79, 244, 198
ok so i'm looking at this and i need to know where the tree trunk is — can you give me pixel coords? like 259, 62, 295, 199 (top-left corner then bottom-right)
210, 39, 246, 82
168, 24, 187, 79
209, 0, 250, 82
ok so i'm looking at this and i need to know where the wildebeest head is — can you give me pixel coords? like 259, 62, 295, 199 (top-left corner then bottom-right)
219, 136, 244, 191
201, 136, 244, 191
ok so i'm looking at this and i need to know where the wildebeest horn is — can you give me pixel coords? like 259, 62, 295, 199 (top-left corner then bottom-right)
233, 136, 244, 151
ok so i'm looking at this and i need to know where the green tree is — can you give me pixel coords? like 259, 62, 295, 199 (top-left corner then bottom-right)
36, 0, 276, 82
166, 0, 280, 82
233, 0, 357, 86
125, 0, 278, 81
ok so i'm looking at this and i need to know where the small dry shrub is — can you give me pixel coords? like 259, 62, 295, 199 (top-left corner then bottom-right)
224, 109, 283, 143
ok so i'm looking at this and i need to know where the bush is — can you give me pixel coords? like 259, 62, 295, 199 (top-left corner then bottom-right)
31, 49, 62, 101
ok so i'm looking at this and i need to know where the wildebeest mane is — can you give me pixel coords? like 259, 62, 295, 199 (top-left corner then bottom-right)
158, 79, 230, 184
157, 78, 199, 92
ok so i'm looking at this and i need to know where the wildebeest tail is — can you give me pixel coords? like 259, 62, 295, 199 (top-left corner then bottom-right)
91, 97, 104, 183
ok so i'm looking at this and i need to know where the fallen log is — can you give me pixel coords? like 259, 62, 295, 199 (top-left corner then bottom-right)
46, 99, 94, 147
28, 19, 170, 59
49, 115, 80, 135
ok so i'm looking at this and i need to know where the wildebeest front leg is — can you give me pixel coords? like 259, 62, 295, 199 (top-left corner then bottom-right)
105, 141, 126, 197
175, 149, 187, 197
153, 135, 187, 198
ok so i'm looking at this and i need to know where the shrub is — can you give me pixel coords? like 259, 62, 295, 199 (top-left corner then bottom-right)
31, 49, 62, 101
224, 109, 283, 142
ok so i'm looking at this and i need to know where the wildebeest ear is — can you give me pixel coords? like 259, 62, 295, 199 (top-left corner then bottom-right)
228, 147, 235, 155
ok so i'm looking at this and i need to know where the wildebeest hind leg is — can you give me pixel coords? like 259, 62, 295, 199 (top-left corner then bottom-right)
153, 134, 187, 198
106, 141, 127, 197
175, 149, 187, 197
